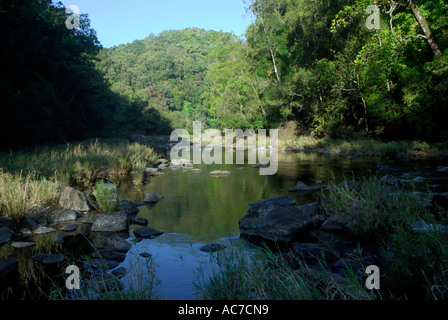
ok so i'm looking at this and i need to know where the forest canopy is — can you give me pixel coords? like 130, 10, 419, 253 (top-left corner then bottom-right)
1, 0, 447, 150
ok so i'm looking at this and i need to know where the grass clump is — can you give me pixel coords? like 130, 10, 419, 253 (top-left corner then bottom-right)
0, 138, 159, 190
193, 243, 373, 300
0, 170, 57, 222
324, 176, 448, 299
91, 180, 119, 213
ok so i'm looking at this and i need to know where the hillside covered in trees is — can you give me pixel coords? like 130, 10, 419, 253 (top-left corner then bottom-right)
1, 0, 447, 151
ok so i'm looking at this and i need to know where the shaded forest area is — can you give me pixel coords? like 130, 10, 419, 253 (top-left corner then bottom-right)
1, 0, 447, 151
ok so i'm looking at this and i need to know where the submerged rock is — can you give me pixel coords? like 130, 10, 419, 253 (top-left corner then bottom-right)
143, 190, 163, 203
289, 181, 325, 192
0, 259, 19, 289
199, 243, 227, 253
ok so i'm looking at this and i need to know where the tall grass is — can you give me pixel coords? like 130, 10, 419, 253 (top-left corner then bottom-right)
279, 136, 440, 155
193, 242, 373, 300
0, 170, 57, 222
92, 180, 119, 213
0, 138, 159, 189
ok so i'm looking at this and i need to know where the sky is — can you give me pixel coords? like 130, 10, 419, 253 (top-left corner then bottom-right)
57, 0, 255, 48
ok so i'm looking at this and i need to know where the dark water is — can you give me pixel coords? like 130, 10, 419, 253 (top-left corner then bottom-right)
2, 150, 447, 299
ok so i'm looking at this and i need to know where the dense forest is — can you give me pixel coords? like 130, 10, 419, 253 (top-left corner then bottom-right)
1, 0, 447, 151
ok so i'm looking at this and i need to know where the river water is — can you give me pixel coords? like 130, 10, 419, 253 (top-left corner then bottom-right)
2, 150, 447, 299
114, 150, 447, 299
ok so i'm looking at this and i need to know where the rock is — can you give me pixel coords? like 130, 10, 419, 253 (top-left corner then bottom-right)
93, 249, 127, 262
437, 166, 448, 174
54, 233, 64, 244
376, 163, 399, 174
0, 226, 13, 245
253, 163, 268, 168
118, 200, 139, 215
101, 236, 131, 253
139, 252, 152, 258
91, 212, 128, 232
248, 196, 296, 208
289, 181, 324, 192
133, 227, 163, 240
170, 158, 192, 167
321, 213, 352, 232
34, 226, 56, 235
129, 134, 151, 146
281, 146, 292, 153
111, 267, 127, 278
60, 224, 78, 232
239, 202, 317, 242
144, 167, 159, 175
32, 254, 64, 265
56, 184, 92, 212
199, 243, 227, 253
11, 241, 36, 248
53, 210, 82, 223
0, 259, 19, 288
210, 170, 231, 175
84, 259, 120, 271
127, 216, 149, 226
380, 174, 399, 185
143, 190, 163, 203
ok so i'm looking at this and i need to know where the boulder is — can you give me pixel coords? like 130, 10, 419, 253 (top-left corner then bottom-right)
0, 226, 13, 245
239, 202, 317, 242
133, 227, 163, 240
143, 190, 163, 203
127, 216, 149, 226
53, 209, 82, 223
91, 212, 128, 232
321, 213, 352, 232
117, 200, 139, 215
56, 184, 92, 212
100, 236, 132, 253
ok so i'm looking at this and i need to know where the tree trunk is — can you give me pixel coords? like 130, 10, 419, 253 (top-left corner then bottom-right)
407, 0, 442, 58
